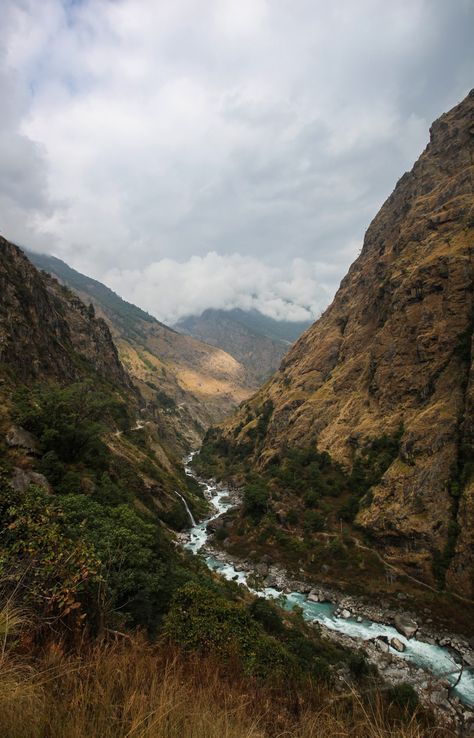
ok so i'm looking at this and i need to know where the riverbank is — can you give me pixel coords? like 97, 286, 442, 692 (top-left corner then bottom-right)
178, 463, 474, 734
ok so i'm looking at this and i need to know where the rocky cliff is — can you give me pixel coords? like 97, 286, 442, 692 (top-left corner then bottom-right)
0, 237, 131, 390
207, 91, 474, 596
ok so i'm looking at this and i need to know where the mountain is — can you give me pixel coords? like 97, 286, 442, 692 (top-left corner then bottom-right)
175, 308, 312, 386
0, 235, 202, 516
27, 252, 255, 451
197, 90, 474, 598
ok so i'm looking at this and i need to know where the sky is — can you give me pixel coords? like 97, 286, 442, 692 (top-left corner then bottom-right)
1, 0, 473, 325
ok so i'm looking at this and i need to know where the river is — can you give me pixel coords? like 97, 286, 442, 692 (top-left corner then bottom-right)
179, 456, 474, 709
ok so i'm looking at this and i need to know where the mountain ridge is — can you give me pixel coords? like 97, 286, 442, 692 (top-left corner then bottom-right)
175, 307, 312, 386
198, 89, 474, 597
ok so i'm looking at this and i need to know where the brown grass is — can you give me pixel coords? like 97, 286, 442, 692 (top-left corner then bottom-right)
0, 631, 452, 738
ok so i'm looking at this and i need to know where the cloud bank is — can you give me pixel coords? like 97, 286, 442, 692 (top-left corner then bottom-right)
0, 0, 472, 321
104, 252, 336, 325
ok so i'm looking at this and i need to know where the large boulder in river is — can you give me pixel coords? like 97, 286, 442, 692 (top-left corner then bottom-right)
394, 613, 418, 639
390, 637, 406, 653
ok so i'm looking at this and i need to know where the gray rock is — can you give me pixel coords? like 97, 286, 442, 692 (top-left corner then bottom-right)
6, 426, 38, 454
357, 616, 363, 623
255, 563, 269, 577
394, 613, 418, 639
11, 467, 51, 494
375, 637, 390, 653
341, 609, 351, 619
390, 637, 406, 653
263, 575, 279, 589
307, 590, 320, 603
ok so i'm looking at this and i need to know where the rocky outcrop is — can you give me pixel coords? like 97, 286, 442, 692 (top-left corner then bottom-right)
209, 91, 474, 595
0, 237, 131, 391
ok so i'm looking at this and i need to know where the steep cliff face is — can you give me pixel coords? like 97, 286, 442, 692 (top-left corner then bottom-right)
211, 91, 474, 595
0, 237, 130, 390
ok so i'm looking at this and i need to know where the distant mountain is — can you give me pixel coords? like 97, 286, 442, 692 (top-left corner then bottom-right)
174, 308, 312, 386
27, 252, 254, 451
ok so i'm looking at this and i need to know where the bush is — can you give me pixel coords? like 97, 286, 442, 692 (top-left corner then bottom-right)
243, 482, 269, 521
387, 683, 419, 715
348, 651, 370, 679
248, 598, 284, 635
164, 583, 296, 680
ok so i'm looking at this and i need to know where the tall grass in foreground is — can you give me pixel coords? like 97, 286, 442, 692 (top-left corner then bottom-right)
0, 632, 451, 738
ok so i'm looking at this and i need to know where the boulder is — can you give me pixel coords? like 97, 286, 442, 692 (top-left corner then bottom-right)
375, 637, 390, 653
341, 609, 351, 619
390, 637, 406, 653
6, 426, 38, 454
11, 467, 51, 494
255, 562, 269, 577
263, 574, 279, 589
206, 518, 223, 533
307, 590, 320, 603
394, 613, 418, 639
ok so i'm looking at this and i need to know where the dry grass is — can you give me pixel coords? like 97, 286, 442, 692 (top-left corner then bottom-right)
0, 631, 451, 738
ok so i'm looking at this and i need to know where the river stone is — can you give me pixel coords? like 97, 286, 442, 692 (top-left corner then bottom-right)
341, 609, 351, 619
357, 616, 363, 623
390, 637, 406, 653
307, 590, 320, 603
375, 637, 390, 653
255, 563, 269, 577
394, 613, 418, 639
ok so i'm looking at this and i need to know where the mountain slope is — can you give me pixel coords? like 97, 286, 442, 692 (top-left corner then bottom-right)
175, 308, 311, 386
201, 90, 474, 596
27, 252, 254, 451
0, 236, 205, 520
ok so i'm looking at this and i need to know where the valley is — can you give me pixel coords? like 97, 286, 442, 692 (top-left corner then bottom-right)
0, 85, 472, 737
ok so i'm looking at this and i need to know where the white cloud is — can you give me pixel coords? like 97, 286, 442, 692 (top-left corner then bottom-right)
103, 252, 332, 325
0, 0, 472, 319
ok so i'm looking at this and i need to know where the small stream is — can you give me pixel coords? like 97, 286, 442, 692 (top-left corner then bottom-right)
180, 457, 474, 708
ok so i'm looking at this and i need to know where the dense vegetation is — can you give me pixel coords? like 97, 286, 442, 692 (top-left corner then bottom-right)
0, 380, 362, 683
193, 430, 417, 594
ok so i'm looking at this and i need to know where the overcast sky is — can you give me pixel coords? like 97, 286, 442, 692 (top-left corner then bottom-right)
1, 0, 472, 324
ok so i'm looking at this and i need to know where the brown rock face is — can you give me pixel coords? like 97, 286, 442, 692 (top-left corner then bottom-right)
0, 237, 131, 390
214, 91, 474, 595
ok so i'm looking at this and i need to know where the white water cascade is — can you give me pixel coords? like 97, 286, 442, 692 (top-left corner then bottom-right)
175, 490, 196, 526
180, 455, 474, 709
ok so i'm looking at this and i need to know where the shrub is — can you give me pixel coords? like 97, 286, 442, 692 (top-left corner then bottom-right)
164, 583, 296, 680
387, 683, 419, 715
243, 482, 269, 521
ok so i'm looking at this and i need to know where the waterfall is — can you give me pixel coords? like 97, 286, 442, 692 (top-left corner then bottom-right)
175, 491, 196, 526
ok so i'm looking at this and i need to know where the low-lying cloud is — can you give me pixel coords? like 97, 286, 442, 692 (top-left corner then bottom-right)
104, 252, 336, 325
